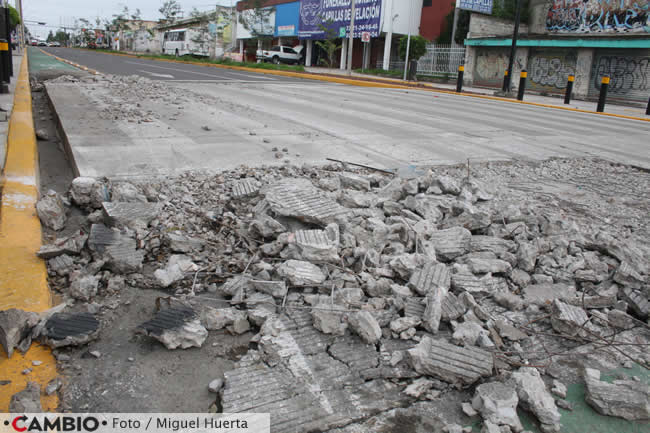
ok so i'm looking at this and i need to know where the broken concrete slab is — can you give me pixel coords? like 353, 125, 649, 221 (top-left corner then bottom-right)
103, 237, 144, 274
47, 254, 75, 276
428, 227, 472, 262
230, 179, 260, 199
167, 232, 206, 253
408, 262, 450, 296
153, 255, 198, 288
522, 283, 576, 306
347, 311, 382, 344
263, 180, 348, 225
283, 229, 339, 263
404, 297, 425, 319
441, 292, 467, 322
452, 322, 490, 347
583, 367, 649, 420
102, 201, 160, 229
339, 172, 371, 191
36, 190, 67, 231
70, 177, 106, 208
467, 258, 512, 275
472, 382, 523, 432
87, 223, 120, 253
9, 382, 42, 412
0, 309, 40, 358
422, 288, 445, 334
39, 312, 100, 348
37, 231, 88, 259
138, 306, 207, 349
390, 316, 421, 334
200, 307, 249, 333
470, 236, 516, 255
250, 280, 287, 299
451, 266, 508, 295
620, 287, 649, 318
517, 243, 539, 273
312, 304, 347, 336
550, 300, 589, 336
407, 336, 494, 385
277, 260, 326, 286
512, 367, 561, 432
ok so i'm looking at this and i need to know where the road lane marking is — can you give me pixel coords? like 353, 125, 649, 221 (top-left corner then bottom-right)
138, 69, 175, 79
125, 60, 231, 78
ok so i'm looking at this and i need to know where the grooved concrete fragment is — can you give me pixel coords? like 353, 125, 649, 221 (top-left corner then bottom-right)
88, 224, 118, 253
441, 292, 467, 321
102, 201, 159, 228
230, 179, 260, 199
550, 300, 589, 336
408, 262, 450, 295
264, 181, 348, 225
428, 227, 472, 262
470, 236, 516, 255
277, 260, 326, 286
584, 367, 650, 420
404, 297, 425, 319
621, 287, 649, 318
407, 336, 493, 385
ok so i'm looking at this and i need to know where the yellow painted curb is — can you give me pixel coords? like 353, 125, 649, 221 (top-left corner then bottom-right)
0, 55, 59, 412
70, 48, 650, 123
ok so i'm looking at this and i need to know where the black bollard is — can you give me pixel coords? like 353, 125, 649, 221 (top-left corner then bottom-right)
597, 75, 609, 113
646, 95, 649, 116
564, 75, 574, 105
502, 69, 509, 92
456, 65, 464, 93
517, 70, 527, 101
0, 38, 7, 93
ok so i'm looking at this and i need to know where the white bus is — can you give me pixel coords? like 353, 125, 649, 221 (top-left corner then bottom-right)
162, 28, 213, 57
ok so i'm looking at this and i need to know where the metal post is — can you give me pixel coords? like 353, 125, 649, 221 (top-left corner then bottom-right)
597, 75, 609, 113
517, 70, 527, 101
564, 75, 574, 104
346, 0, 355, 75
4, 6, 11, 77
505, 0, 523, 92
502, 69, 508, 92
456, 65, 464, 93
403, 0, 413, 81
646, 96, 650, 116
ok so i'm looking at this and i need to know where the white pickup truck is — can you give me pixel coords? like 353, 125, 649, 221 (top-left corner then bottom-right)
256, 45, 301, 65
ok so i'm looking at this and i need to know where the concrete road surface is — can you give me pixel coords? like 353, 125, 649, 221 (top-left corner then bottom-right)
41, 48, 650, 178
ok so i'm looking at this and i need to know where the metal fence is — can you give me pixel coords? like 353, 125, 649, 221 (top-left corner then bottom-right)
377, 43, 466, 78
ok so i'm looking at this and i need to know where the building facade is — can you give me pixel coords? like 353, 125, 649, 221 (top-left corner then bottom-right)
463, 0, 650, 104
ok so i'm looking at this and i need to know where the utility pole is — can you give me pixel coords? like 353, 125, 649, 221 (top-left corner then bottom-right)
504, 0, 523, 92
18, 0, 25, 49
346, 0, 355, 75
403, 0, 413, 81
450, 2, 460, 46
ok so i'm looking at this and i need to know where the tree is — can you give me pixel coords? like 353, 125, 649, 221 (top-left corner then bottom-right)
8, 5, 21, 32
492, 0, 529, 22
46, 31, 54, 42
436, 7, 470, 45
315, 20, 341, 68
399, 35, 427, 61
159, 0, 182, 23
238, 0, 275, 41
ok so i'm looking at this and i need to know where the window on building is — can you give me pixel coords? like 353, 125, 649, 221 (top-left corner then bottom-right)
423, 0, 432, 6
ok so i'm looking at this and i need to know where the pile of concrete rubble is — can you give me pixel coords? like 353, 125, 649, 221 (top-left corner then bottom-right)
2, 158, 649, 430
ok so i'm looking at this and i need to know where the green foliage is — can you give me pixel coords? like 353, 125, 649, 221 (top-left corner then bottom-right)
159, 0, 182, 23
436, 7, 470, 44
399, 35, 427, 61
314, 19, 341, 68
9, 5, 20, 31
492, 0, 529, 22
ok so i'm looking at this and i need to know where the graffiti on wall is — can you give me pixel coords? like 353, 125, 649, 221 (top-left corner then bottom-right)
474, 50, 525, 87
590, 54, 650, 100
546, 0, 650, 33
528, 51, 577, 91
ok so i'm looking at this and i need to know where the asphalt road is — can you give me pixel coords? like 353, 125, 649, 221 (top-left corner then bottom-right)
41, 47, 306, 83
38, 47, 650, 177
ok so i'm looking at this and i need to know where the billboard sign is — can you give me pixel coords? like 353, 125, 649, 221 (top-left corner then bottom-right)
298, 0, 383, 40
457, 0, 493, 14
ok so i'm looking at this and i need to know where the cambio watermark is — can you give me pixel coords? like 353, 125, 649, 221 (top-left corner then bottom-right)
0, 414, 270, 433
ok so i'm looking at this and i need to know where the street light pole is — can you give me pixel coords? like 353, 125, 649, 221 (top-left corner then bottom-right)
18, 0, 26, 49
504, 0, 523, 92
346, 0, 355, 75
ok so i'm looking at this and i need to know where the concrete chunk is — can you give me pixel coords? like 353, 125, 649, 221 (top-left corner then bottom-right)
422, 287, 445, 334
9, 382, 42, 412
441, 292, 467, 321
36, 190, 66, 231
583, 367, 650, 421
339, 172, 371, 191
0, 309, 39, 358
409, 262, 450, 296
39, 312, 100, 348
473, 382, 523, 432
407, 336, 493, 385
551, 300, 589, 336
429, 227, 472, 262
230, 179, 260, 199
621, 287, 649, 318
138, 306, 207, 349
284, 229, 339, 263
470, 236, 516, 255
404, 297, 425, 319
348, 311, 382, 344
102, 201, 159, 229
104, 237, 144, 274
522, 283, 576, 306
264, 180, 348, 225
512, 367, 561, 432
277, 260, 326, 286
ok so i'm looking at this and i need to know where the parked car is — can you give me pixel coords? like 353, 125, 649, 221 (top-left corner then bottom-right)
256, 46, 301, 65
30, 40, 38, 46
37, 41, 47, 46
48, 41, 61, 47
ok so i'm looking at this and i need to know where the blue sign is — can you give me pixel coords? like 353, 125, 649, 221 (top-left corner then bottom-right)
457, 0, 493, 14
275, 1, 301, 37
298, 0, 383, 40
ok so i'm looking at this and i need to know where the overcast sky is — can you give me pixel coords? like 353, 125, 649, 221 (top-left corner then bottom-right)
12, 0, 237, 39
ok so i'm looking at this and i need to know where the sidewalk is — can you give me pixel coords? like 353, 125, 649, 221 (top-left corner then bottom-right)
0, 52, 25, 172
305, 67, 649, 119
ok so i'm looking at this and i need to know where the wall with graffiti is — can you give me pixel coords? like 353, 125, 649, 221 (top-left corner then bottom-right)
473, 48, 529, 87
527, 50, 577, 92
588, 50, 650, 101
546, 0, 650, 33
